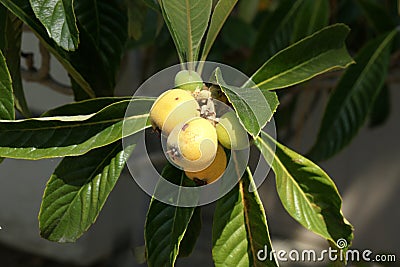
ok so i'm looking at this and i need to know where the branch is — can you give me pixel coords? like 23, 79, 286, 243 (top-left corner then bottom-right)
21, 43, 73, 96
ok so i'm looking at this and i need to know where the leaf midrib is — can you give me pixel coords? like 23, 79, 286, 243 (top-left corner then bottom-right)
185, 0, 193, 62
169, 173, 192, 264
333, 31, 394, 127
254, 47, 347, 89
147, 173, 194, 266
239, 177, 257, 265
200, 0, 238, 62
257, 134, 330, 240
215, 69, 264, 136
46, 142, 121, 240
0, 113, 148, 132
0, 0, 96, 97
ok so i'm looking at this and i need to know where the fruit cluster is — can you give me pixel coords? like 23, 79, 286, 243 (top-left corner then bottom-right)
149, 70, 248, 185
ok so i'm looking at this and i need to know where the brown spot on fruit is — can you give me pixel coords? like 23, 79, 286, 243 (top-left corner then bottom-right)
181, 123, 189, 131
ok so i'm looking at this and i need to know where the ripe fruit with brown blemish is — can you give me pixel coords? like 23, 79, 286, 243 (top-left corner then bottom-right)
167, 117, 218, 172
149, 89, 200, 134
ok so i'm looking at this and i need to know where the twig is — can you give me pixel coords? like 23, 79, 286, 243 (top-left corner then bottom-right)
21, 42, 73, 96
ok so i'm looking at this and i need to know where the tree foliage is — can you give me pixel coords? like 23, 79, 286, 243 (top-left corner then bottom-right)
0, 0, 399, 266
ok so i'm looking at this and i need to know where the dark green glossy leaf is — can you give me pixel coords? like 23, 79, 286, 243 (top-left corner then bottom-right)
0, 0, 95, 98
247, 0, 303, 73
178, 207, 201, 258
292, 0, 329, 42
255, 131, 353, 245
0, 50, 14, 120
308, 30, 397, 161
29, 0, 79, 50
41, 96, 137, 117
200, 0, 238, 61
39, 140, 135, 242
213, 68, 276, 137
145, 164, 195, 267
0, 0, 128, 99
0, 12, 16, 164
212, 168, 278, 267
248, 24, 354, 91
73, 0, 128, 97
369, 85, 390, 128
0, 98, 153, 160
0, 5, 30, 117
159, 0, 212, 64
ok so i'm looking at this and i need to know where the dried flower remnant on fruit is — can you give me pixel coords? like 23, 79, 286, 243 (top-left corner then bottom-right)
194, 89, 217, 124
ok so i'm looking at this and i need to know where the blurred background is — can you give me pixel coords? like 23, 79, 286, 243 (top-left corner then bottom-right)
0, 0, 399, 266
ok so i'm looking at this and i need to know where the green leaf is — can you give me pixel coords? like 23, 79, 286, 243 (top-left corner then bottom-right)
39, 140, 134, 242
75, 0, 128, 93
145, 164, 195, 267
212, 168, 278, 267
0, 98, 153, 160
213, 68, 276, 137
0, 0, 128, 99
29, 0, 79, 51
369, 85, 390, 128
308, 30, 397, 161
0, 0, 95, 98
178, 207, 201, 258
247, 0, 303, 73
200, 0, 238, 61
0, 50, 14, 120
0, 5, 30, 117
159, 0, 212, 64
292, 0, 329, 42
73, 0, 128, 97
41, 96, 134, 117
255, 131, 353, 245
261, 89, 280, 121
248, 24, 354, 91
0, 15, 16, 164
